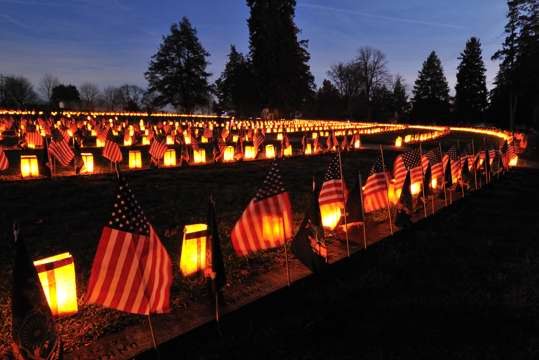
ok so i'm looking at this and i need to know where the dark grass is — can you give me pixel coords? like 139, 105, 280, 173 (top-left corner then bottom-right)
0, 131, 497, 355
139, 168, 539, 360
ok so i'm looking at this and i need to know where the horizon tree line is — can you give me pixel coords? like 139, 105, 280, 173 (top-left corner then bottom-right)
0, 0, 537, 130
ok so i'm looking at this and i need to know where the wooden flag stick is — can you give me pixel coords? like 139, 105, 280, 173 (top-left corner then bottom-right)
215, 288, 220, 323
439, 142, 448, 207
358, 171, 367, 250
147, 314, 160, 358
431, 189, 436, 215
45, 136, 53, 179
472, 140, 478, 191
483, 137, 490, 184
338, 148, 350, 257
379, 145, 393, 235
419, 144, 427, 218
282, 216, 291, 287
73, 137, 77, 175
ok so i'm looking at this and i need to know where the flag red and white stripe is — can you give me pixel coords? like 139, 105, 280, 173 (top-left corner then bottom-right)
86, 177, 173, 314
319, 153, 347, 206
26, 131, 43, 147
231, 162, 293, 256
149, 139, 168, 160
363, 155, 389, 213
0, 147, 9, 171
48, 138, 74, 167
103, 139, 123, 163
393, 149, 422, 191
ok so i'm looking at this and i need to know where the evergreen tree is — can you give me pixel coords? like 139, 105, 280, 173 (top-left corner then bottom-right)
371, 84, 394, 121
490, 0, 539, 129
455, 37, 488, 124
247, 0, 315, 116
411, 51, 450, 123
51, 84, 80, 109
392, 75, 409, 122
214, 45, 257, 116
145, 17, 211, 113
315, 79, 344, 118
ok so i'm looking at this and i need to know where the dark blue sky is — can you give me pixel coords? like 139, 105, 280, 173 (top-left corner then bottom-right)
0, 0, 507, 94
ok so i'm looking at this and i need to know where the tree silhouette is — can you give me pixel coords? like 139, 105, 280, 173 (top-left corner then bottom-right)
455, 37, 488, 124
145, 17, 211, 113
411, 51, 450, 123
247, 0, 315, 116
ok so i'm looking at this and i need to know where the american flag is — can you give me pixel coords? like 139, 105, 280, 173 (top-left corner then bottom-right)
221, 127, 229, 141
363, 155, 389, 213
203, 126, 213, 139
280, 133, 290, 158
86, 176, 173, 314
103, 131, 123, 163
0, 147, 8, 171
149, 138, 168, 160
213, 137, 226, 162
189, 129, 199, 151
313, 137, 320, 153
253, 130, 265, 154
443, 146, 461, 181
26, 131, 43, 147
424, 148, 443, 180
97, 125, 110, 142
48, 130, 74, 167
500, 141, 515, 169
340, 135, 349, 151
488, 148, 497, 164
58, 128, 71, 142
393, 149, 422, 191
319, 153, 347, 206
231, 161, 293, 256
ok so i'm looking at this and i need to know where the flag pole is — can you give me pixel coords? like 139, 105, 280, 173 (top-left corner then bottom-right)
73, 136, 77, 175
209, 193, 221, 325
45, 136, 53, 178
419, 144, 427, 218
379, 145, 393, 235
483, 137, 490, 184
358, 171, 367, 250
439, 142, 448, 207
215, 286, 220, 323
147, 313, 159, 354
338, 148, 350, 257
282, 216, 291, 287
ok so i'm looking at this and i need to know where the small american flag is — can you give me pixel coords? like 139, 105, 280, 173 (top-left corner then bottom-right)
189, 129, 199, 151
203, 126, 213, 139
500, 141, 515, 169
58, 128, 70, 142
340, 135, 349, 151
424, 148, 443, 180
103, 131, 123, 163
393, 149, 422, 191
231, 161, 293, 256
26, 131, 43, 148
363, 155, 389, 213
149, 138, 168, 161
0, 147, 8, 171
86, 176, 173, 314
319, 153, 347, 206
97, 126, 110, 142
253, 130, 265, 154
48, 130, 74, 167
488, 148, 497, 163
443, 146, 461, 181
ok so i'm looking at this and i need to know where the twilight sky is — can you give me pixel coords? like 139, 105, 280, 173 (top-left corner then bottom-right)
0, 0, 508, 94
